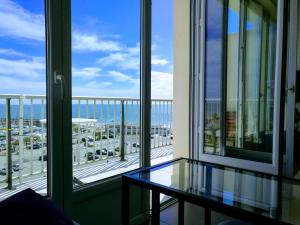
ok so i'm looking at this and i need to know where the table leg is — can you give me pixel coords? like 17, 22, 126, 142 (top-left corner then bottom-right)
205, 207, 211, 225
178, 199, 184, 225
122, 176, 130, 225
151, 190, 160, 225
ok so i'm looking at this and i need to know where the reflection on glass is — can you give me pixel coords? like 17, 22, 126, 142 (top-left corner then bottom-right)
204, 0, 277, 163
0, 1, 47, 199
132, 159, 300, 224
226, 0, 277, 163
226, 0, 240, 147
204, 0, 224, 154
71, 0, 141, 187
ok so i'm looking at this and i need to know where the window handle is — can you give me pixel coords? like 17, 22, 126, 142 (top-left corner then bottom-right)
287, 85, 295, 93
54, 71, 64, 100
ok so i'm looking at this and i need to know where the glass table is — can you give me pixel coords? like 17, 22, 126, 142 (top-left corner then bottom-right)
122, 158, 300, 225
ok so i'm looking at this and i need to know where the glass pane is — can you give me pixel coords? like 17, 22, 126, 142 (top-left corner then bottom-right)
244, 2, 263, 147
0, 1, 47, 199
151, 0, 174, 167
203, 0, 224, 154
225, 0, 277, 163
71, 0, 140, 187
204, 0, 277, 163
226, 0, 240, 148
150, 0, 174, 205
131, 159, 300, 225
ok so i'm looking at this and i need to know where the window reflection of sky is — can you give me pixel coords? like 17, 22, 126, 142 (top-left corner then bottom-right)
206, 4, 254, 98
150, 165, 173, 201
228, 8, 253, 34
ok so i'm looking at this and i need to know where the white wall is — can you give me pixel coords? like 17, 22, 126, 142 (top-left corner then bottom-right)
173, 0, 190, 158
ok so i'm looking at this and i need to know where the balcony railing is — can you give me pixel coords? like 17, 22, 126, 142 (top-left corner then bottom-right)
0, 94, 173, 188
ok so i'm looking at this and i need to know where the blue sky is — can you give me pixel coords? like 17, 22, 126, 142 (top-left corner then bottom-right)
0, 0, 173, 99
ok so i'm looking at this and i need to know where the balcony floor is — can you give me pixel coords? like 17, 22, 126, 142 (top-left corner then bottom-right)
0, 145, 173, 200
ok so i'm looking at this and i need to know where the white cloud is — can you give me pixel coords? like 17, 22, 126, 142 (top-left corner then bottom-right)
0, 0, 124, 54
151, 71, 173, 99
127, 43, 140, 55
107, 70, 138, 84
84, 81, 112, 89
96, 42, 140, 71
0, 75, 45, 94
0, 57, 45, 79
72, 70, 140, 98
73, 33, 122, 52
0, 68, 173, 99
0, 0, 45, 41
0, 48, 25, 57
72, 67, 102, 79
97, 52, 140, 70
97, 43, 169, 71
72, 82, 139, 98
152, 55, 169, 66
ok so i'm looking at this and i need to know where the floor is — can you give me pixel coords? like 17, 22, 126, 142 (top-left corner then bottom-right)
155, 202, 249, 225
0, 145, 173, 200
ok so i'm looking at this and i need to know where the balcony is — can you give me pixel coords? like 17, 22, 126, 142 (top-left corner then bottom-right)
0, 94, 173, 199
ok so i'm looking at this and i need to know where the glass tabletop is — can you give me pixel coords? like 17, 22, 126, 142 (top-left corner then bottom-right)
128, 158, 300, 224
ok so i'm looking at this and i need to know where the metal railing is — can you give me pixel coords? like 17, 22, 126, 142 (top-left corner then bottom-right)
0, 94, 173, 188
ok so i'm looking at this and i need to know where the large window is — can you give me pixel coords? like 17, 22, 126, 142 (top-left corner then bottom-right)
0, 0, 169, 200
0, 0, 47, 199
71, 0, 141, 186
202, 0, 278, 164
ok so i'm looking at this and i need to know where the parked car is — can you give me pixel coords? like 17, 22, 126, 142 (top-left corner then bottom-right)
87, 136, 94, 142
132, 143, 140, 148
95, 148, 107, 155
38, 155, 47, 161
12, 164, 20, 172
28, 143, 41, 150
87, 141, 94, 147
32, 143, 41, 149
0, 168, 13, 175
84, 152, 100, 161
0, 168, 6, 176
96, 148, 114, 156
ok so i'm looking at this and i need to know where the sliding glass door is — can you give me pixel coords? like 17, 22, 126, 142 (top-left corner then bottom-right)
225, 0, 277, 163
196, 0, 284, 174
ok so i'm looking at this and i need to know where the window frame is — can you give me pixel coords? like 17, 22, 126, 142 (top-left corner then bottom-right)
48, 0, 152, 212
191, 0, 285, 175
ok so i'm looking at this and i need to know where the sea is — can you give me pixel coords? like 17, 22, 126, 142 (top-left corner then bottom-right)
0, 103, 173, 125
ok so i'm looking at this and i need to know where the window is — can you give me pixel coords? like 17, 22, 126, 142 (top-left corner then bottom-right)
151, 0, 174, 166
203, 0, 224, 155
0, 0, 47, 199
71, 0, 141, 186
0, 0, 159, 205
224, 0, 277, 163
196, 0, 281, 168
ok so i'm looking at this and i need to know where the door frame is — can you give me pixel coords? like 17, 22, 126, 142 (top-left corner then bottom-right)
285, 0, 298, 177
